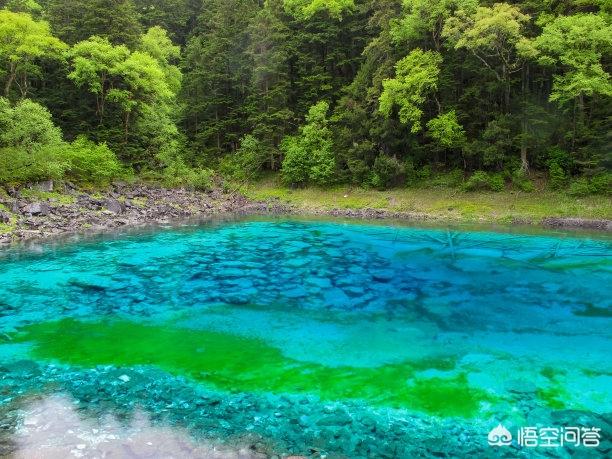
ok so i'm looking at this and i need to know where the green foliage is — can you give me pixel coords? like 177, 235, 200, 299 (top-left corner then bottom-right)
281, 101, 336, 186
283, 0, 355, 19
0, 10, 66, 98
370, 155, 404, 189
426, 111, 466, 149
568, 173, 612, 196
0, 98, 62, 151
62, 137, 122, 185
0, 146, 66, 184
159, 159, 214, 191
510, 169, 535, 192
220, 135, 268, 181
534, 14, 612, 106
391, 0, 478, 48
548, 162, 567, 190
379, 49, 442, 133
0, 0, 610, 195
462, 170, 504, 192
45, 0, 142, 46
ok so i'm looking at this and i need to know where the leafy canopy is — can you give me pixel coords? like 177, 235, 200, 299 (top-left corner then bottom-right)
0, 10, 66, 97
283, 0, 354, 19
379, 49, 442, 133
533, 13, 612, 105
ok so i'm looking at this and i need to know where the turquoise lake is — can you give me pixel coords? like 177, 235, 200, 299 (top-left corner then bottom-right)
0, 218, 610, 457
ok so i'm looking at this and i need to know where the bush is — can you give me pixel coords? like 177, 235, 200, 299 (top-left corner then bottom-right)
370, 154, 404, 189
0, 98, 62, 152
219, 135, 268, 181
280, 101, 336, 186
426, 169, 464, 188
548, 161, 566, 190
568, 177, 592, 196
161, 159, 214, 190
62, 137, 123, 185
0, 146, 67, 185
511, 169, 535, 192
568, 173, 612, 196
462, 171, 505, 192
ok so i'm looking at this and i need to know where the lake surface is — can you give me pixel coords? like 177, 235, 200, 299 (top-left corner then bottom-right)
0, 218, 610, 457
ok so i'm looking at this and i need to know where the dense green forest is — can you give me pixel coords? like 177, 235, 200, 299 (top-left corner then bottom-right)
0, 0, 610, 194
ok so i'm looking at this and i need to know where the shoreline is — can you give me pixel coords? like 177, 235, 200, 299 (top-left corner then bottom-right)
1, 184, 611, 246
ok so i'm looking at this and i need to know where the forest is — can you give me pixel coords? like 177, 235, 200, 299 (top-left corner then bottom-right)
0, 0, 610, 195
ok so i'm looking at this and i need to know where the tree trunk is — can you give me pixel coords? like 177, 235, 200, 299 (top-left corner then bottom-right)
4, 63, 15, 98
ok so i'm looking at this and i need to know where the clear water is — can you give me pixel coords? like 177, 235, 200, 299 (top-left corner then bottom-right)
0, 218, 610, 457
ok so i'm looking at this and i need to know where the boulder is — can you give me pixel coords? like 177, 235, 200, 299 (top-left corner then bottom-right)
22, 202, 50, 216
0, 210, 10, 223
105, 198, 125, 214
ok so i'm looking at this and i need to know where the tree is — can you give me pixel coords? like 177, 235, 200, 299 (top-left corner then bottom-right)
68, 37, 131, 125
0, 10, 66, 98
427, 110, 465, 149
281, 101, 335, 185
390, 0, 477, 49
244, 0, 293, 168
68, 35, 175, 162
45, 0, 142, 46
181, 0, 257, 160
443, 2, 533, 170
533, 13, 612, 150
283, 0, 355, 19
442, 2, 531, 111
379, 49, 442, 133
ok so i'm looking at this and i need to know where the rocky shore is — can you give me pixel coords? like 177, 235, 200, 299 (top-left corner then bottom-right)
0, 182, 288, 246
1, 182, 610, 246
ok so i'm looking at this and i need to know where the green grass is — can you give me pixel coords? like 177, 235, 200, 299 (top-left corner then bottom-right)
241, 175, 612, 224
18, 189, 76, 206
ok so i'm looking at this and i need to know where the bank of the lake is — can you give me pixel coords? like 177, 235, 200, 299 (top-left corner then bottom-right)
1, 180, 611, 245
242, 179, 612, 230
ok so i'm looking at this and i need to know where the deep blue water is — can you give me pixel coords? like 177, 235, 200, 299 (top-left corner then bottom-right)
0, 218, 610, 457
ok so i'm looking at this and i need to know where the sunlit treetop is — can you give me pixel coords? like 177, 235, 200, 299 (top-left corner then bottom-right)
283, 0, 355, 19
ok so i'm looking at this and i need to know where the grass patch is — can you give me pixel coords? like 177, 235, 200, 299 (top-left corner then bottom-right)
19, 189, 76, 206
241, 175, 612, 223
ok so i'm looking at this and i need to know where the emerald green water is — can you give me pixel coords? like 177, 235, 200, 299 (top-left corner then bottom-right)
0, 218, 610, 456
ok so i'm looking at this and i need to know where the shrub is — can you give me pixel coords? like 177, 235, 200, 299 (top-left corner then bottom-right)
346, 159, 370, 185
511, 169, 535, 192
462, 170, 505, 192
161, 159, 214, 190
280, 101, 336, 186
548, 161, 566, 190
370, 154, 404, 189
220, 135, 268, 181
62, 137, 123, 185
427, 169, 464, 188
568, 173, 612, 196
0, 98, 62, 152
568, 177, 592, 196
0, 146, 67, 185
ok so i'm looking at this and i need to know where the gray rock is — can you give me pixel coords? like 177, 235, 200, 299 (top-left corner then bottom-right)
32, 179, 54, 192
22, 202, 50, 216
105, 198, 125, 214
0, 210, 10, 223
